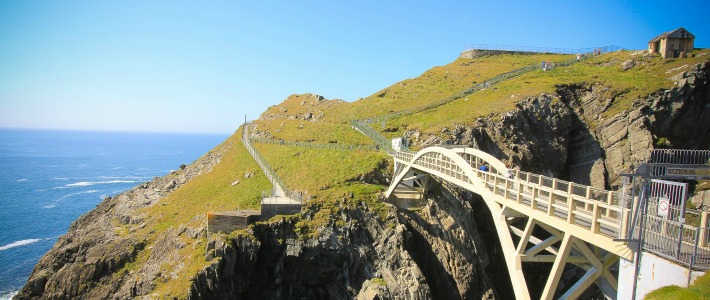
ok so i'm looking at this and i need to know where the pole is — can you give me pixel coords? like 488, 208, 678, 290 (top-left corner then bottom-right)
631, 178, 650, 300
688, 230, 700, 286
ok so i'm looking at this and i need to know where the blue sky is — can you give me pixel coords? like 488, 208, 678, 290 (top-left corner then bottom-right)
1, 1, 708, 134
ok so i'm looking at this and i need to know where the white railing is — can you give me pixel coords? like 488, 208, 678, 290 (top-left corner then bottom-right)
394, 148, 710, 269
394, 149, 629, 240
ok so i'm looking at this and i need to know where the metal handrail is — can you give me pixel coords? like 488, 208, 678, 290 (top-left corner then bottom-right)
351, 119, 397, 154
242, 123, 304, 203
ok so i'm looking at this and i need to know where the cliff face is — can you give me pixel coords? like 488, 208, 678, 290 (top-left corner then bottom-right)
189, 180, 504, 300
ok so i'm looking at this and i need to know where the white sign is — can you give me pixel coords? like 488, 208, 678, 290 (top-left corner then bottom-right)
657, 197, 670, 218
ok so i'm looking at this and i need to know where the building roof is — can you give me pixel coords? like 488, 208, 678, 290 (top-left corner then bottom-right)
649, 27, 695, 43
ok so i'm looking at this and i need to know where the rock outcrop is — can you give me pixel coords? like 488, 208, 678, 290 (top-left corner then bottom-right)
189, 180, 503, 300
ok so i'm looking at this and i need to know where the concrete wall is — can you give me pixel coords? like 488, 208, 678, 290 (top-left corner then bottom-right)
460, 49, 537, 59
618, 252, 705, 299
207, 210, 260, 234
261, 204, 301, 221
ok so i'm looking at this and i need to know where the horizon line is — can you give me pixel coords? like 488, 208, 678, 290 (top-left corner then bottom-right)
0, 126, 234, 136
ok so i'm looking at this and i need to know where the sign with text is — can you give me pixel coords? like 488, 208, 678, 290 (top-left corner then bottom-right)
665, 166, 710, 180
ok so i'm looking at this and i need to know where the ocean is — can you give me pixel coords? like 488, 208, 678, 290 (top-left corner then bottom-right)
0, 129, 229, 299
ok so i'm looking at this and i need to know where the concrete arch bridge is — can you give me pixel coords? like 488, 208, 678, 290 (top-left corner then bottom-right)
386, 146, 634, 300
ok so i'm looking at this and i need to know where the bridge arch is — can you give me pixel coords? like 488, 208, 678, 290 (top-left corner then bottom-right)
386, 146, 628, 300
386, 147, 529, 299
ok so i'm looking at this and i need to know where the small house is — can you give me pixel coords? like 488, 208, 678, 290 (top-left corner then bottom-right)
648, 27, 695, 59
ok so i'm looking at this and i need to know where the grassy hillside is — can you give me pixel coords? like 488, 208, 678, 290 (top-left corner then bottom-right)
384, 49, 710, 136
255, 49, 709, 144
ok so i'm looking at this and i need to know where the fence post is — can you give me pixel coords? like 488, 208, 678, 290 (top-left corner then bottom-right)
585, 186, 592, 211
548, 179, 556, 216
701, 212, 709, 247
592, 202, 601, 233
567, 184, 575, 224
620, 209, 630, 239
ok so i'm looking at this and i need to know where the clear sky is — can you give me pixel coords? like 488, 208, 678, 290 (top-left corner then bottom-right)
1, 1, 708, 134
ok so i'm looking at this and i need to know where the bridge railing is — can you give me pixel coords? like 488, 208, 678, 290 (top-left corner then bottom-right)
631, 211, 710, 270
395, 149, 630, 240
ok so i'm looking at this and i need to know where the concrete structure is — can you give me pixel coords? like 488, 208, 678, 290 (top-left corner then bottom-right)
207, 210, 260, 235
648, 27, 695, 59
391, 137, 404, 152
460, 49, 535, 59
618, 253, 704, 299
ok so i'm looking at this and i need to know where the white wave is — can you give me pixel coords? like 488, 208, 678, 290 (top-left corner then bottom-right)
51, 177, 70, 180
66, 180, 138, 187
16, 179, 27, 182
43, 190, 102, 208
0, 291, 19, 300
97, 175, 150, 180
0, 239, 41, 251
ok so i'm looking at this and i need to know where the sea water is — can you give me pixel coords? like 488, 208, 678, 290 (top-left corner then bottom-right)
0, 129, 229, 298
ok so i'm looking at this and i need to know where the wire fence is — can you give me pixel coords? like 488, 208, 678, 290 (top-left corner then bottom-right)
359, 46, 603, 126
242, 123, 305, 204
250, 137, 380, 152
352, 46, 606, 153
464, 44, 626, 55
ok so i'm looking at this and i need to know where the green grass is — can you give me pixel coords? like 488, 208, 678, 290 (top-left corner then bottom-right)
252, 119, 374, 145
254, 143, 389, 197
645, 271, 710, 299
331, 54, 575, 123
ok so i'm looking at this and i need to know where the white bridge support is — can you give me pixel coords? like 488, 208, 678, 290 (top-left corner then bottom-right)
386, 147, 633, 299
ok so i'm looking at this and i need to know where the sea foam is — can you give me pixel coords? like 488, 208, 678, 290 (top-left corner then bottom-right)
66, 180, 138, 187
0, 239, 41, 251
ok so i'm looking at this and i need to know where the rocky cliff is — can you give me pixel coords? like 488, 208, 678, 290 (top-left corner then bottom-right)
189, 179, 504, 300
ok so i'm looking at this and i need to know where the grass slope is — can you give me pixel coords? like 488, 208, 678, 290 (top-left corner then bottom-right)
644, 271, 710, 299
